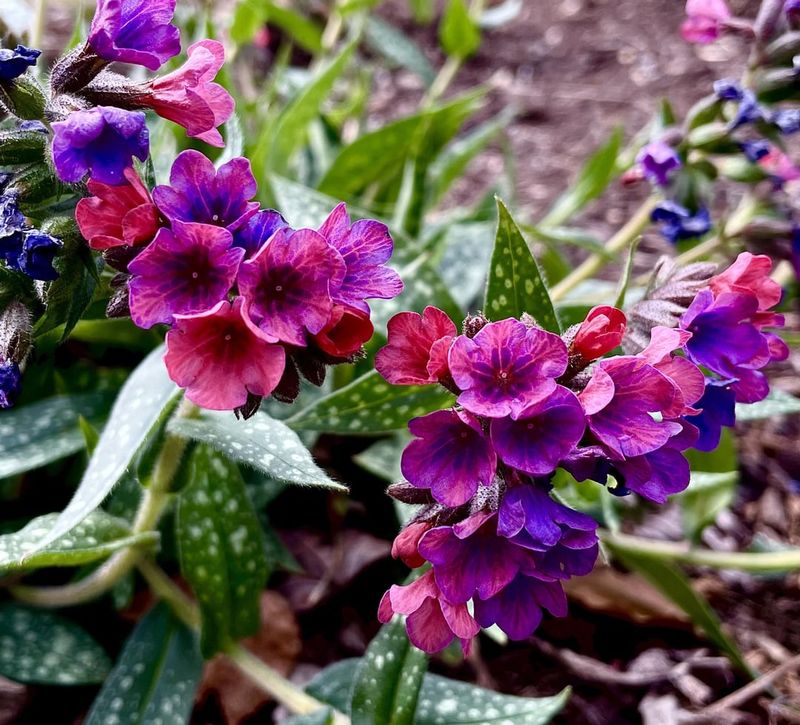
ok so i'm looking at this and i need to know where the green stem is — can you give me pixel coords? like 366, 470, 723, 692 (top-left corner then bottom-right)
421, 56, 462, 107
549, 197, 658, 302
602, 531, 800, 572
30, 0, 47, 54
138, 560, 348, 722
11, 400, 196, 608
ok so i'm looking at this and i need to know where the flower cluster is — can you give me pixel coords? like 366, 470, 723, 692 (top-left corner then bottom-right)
48, 0, 233, 187
375, 253, 786, 653
77, 149, 403, 413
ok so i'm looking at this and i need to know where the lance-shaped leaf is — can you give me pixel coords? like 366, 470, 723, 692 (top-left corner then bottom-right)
0, 511, 158, 574
168, 410, 345, 491
0, 392, 112, 478
27, 346, 179, 555
288, 371, 455, 435
0, 604, 110, 685
365, 17, 435, 86
484, 199, 560, 332
176, 445, 269, 657
85, 604, 202, 725
307, 659, 571, 724
351, 617, 428, 725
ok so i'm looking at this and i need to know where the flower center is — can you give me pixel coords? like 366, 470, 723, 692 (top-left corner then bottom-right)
212, 214, 220, 222
224, 334, 232, 341
191, 272, 199, 279
275, 285, 283, 292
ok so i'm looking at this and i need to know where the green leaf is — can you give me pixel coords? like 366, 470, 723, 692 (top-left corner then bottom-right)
351, 618, 428, 725
0, 392, 112, 478
177, 446, 268, 657
317, 92, 483, 199
26, 346, 179, 555
264, 2, 324, 53
408, 0, 435, 23
436, 220, 493, 308
0, 604, 110, 685
428, 108, 515, 206
365, 17, 435, 86
0, 511, 158, 574
681, 471, 738, 542
613, 237, 639, 309
354, 434, 407, 483
284, 710, 335, 725
168, 409, 345, 491
607, 547, 753, 675
269, 40, 355, 175
484, 198, 560, 331
288, 371, 455, 435
735, 389, 800, 421
85, 604, 202, 725
439, 0, 481, 58
307, 659, 570, 723
216, 113, 244, 166
540, 127, 622, 228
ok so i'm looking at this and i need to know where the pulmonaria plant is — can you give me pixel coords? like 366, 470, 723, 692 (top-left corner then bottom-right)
375, 251, 787, 653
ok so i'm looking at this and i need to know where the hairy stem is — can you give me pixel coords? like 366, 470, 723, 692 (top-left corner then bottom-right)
602, 531, 800, 572
10, 400, 196, 608
549, 197, 658, 302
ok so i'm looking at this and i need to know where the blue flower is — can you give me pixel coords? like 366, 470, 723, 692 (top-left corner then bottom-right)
689, 378, 736, 452
0, 360, 21, 409
651, 201, 712, 244
714, 79, 744, 100
0, 45, 41, 81
739, 139, 771, 162
770, 108, 800, 135
18, 231, 62, 281
0, 193, 25, 267
713, 80, 766, 128
637, 141, 681, 187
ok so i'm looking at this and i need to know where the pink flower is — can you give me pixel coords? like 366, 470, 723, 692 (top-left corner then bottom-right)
312, 305, 374, 359
758, 148, 800, 184
138, 40, 233, 147
164, 297, 285, 410
391, 521, 432, 569
375, 306, 457, 386
681, 0, 731, 44
709, 252, 783, 323
571, 305, 626, 360
378, 570, 479, 654
75, 167, 160, 250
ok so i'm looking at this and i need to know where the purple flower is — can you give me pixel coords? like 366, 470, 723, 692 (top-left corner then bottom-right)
153, 150, 259, 233
532, 534, 599, 580
740, 140, 771, 163
689, 379, 736, 451
637, 141, 681, 186
579, 356, 683, 459
0, 194, 25, 265
473, 575, 566, 641
18, 231, 62, 281
238, 227, 345, 346
448, 319, 568, 419
0, 360, 21, 409
88, 0, 180, 70
771, 108, 800, 135
713, 79, 743, 101
490, 385, 585, 476
651, 202, 712, 244
51, 106, 149, 185
0, 45, 41, 81
127, 221, 244, 328
401, 409, 497, 507
497, 484, 597, 552
317, 203, 403, 314
236, 209, 289, 258
419, 512, 531, 604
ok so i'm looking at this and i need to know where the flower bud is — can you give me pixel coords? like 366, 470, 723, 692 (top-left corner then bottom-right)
0, 299, 32, 364
391, 521, 432, 568
0, 75, 46, 120
572, 306, 627, 359
49, 45, 108, 95
463, 311, 489, 338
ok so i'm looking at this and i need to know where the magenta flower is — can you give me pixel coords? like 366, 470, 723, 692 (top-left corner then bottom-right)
497, 484, 597, 551
238, 227, 345, 346
681, 0, 731, 44
88, 0, 180, 70
164, 297, 285, 410
75, 167, 160, 250
401, 409, 497, 507
490, 385, 585, 477
448, 319, 568, 419
153, 150, 258, 232
312, 305, 374, 359
317, 203, 403, 314
127, 221, 244, 328
708, 252, 783, 322
378, 570, 479, 654
136, 40, 233, 147
375, 306, 457, 386
419, 512, 531, 604
571, 305, 626, 360
391, 521, 432, 569
474, 575, 566, 641
51, 106, 149, 185
579, 357, 683, 459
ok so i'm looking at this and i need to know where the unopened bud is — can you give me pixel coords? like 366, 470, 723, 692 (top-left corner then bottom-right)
387, 482, 435, 505
391, 521, 431, 568
0, 300, 32, 364
49, 45, 107, 95
462, 311, 490, 338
